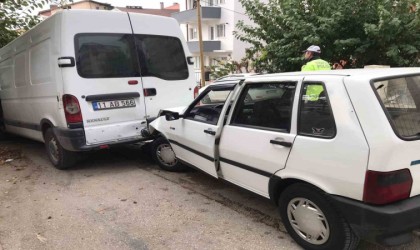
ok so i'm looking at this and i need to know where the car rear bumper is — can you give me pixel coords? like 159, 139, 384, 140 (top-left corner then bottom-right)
330, 194, 420, 246
53, 127, 149, 151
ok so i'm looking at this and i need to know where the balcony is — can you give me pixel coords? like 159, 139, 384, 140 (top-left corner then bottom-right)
172, 7, 221, 24
187, 40, 221, 53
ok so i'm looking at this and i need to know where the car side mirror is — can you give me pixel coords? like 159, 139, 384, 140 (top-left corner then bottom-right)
165, 112, 180, 121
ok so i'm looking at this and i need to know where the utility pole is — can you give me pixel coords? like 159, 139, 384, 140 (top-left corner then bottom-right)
196, 0, 206, 88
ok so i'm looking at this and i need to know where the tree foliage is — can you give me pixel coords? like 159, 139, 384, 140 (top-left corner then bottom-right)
0, 0, 49, 48
210, 49, 257, 79
235, 0, 420, 72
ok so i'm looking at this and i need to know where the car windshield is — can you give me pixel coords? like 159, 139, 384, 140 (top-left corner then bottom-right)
373, 75, 420, 139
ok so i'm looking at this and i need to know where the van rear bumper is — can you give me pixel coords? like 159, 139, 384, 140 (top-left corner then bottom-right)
53, 127, 148, 151
330, 194, 420, 246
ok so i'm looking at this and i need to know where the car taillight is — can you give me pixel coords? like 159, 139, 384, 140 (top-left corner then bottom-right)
363, 169, 412, 205
63, 94, 83, 124
193, 86, 199, 99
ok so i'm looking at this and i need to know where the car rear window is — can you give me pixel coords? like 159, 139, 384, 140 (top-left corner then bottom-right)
373, 75, 420, 139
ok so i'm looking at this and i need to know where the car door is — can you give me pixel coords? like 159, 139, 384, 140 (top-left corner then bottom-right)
218, 77, 302, 197
164, 84, 236, 178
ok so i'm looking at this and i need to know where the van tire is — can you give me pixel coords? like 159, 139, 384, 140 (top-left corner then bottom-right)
152, 137, 186, 172
44, 128, 77, 170
278, 183, 359, 250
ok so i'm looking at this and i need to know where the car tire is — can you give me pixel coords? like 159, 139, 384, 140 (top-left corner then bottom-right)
44, 128, 78, 170
279, 183, 359, 250
152, 137, 186, 172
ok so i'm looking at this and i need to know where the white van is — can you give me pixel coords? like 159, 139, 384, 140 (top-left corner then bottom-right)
0, 10, 197, 169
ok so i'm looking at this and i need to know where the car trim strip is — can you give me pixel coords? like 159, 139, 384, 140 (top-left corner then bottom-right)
219, 157, 272, 177
168, 139, 215, 162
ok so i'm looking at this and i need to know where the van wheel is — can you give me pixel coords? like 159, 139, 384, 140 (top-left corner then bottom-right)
279, 183, 359, 250
44, 128, 77, 170
152, 137, 186, 172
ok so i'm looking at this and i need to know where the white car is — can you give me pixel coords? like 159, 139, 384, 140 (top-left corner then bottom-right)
150, 68, 420, 250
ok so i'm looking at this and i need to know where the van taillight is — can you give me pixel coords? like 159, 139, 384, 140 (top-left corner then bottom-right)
63, 94, 83, 124
193, 86, 199, 99
363, 169, 412, 205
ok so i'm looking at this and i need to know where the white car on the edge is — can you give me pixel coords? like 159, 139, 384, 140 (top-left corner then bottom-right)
149, 68, 420, 250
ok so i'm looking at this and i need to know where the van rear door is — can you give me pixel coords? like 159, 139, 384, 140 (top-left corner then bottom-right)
60, 11, 146, 145
128, 14, 196, 118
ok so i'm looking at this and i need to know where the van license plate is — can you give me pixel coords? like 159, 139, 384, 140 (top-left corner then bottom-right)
92, 99, 136, 111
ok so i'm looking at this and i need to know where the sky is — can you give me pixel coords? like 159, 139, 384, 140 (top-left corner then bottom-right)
86, 0, 176, 9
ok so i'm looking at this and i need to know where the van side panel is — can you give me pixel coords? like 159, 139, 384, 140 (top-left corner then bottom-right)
0, 14, 63, 142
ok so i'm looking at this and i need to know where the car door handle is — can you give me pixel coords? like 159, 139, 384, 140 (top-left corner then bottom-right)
204, 129, 216, 135
270, 140, 292, 147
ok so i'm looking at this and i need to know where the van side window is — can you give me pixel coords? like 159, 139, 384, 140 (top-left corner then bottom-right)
184, 88, 232, 125
298, 82, 336, 138
231, 82, 296, 132
135, 35, 189, 80
75, 34, 139, 78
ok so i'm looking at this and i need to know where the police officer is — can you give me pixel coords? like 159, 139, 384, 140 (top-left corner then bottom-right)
301, 45, 331, 71
301, 45, 330, 101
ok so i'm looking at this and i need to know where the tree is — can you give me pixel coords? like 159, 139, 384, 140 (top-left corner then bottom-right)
0, 0, 49, 48
209, 49, 260, 79
235, 0, 420, 72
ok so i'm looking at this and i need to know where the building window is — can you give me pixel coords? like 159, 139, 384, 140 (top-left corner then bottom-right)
190, 28, 198, 40
209, 26, 215, 40
220, 0, 225, 4
216, 24, 225, 38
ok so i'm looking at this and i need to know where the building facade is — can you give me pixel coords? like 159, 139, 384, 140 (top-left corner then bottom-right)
39, 0, 113, 18
172, 0, 262, 81
39, 1, 179, 18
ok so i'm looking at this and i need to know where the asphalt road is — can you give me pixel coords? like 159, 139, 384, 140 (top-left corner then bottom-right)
0, 137, 419, 250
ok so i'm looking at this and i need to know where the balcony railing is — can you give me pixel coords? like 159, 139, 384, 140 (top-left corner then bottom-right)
172, 6, 221, 23
187, 40, 221, 53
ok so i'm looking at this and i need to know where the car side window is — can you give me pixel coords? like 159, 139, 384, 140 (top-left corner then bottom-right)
231, 82, 296, 132
298, 82, 336, 138
184, 88, 232, 125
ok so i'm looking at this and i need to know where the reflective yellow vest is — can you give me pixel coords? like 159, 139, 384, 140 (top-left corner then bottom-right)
301, 59, 331, 71
301, 59, 330, 100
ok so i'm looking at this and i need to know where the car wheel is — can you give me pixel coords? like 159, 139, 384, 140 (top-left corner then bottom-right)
44, 128, 78, 170
279, 183, 359, 250
152, 137, 186, 172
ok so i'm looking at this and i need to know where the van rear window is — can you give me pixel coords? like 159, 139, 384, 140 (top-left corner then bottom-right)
373, 75, 420, 139
75, 33, 188, 80
135, 35, 189, 80
75, 34, 139, 78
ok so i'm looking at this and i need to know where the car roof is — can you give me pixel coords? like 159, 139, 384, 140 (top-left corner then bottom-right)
215, 73, 259, 82
206, 82, 237, 91
246, 68, 420, 83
